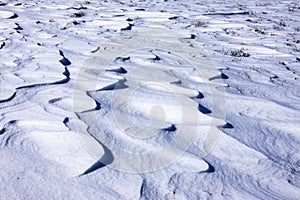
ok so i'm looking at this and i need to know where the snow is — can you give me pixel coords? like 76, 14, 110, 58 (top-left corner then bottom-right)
0, 0, 300, 199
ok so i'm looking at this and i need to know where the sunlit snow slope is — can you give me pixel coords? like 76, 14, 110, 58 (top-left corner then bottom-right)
0, 0, 300, 199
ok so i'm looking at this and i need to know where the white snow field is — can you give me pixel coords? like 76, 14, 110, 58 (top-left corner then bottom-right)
0, 0, 300, 199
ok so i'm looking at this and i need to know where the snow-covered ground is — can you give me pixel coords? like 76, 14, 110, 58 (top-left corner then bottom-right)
0, 0, 300, 199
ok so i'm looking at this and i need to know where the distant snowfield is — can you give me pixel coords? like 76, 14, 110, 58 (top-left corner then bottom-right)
0, 0, 300, 199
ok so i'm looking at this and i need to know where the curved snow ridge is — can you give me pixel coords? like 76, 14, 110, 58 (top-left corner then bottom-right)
0, 10, 18, 19
74, 32, 229, 173
0, 0, 299, 199
0, 50, 71, 103
0, 93, 103, 177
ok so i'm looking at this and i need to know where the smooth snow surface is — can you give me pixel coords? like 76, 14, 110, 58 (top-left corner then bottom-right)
0, 0, 300, 199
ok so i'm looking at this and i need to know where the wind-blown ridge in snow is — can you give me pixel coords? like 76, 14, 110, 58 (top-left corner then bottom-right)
0, 0, 299, 199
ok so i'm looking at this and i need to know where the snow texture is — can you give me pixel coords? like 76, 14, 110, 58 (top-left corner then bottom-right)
0, 0, 300, 199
